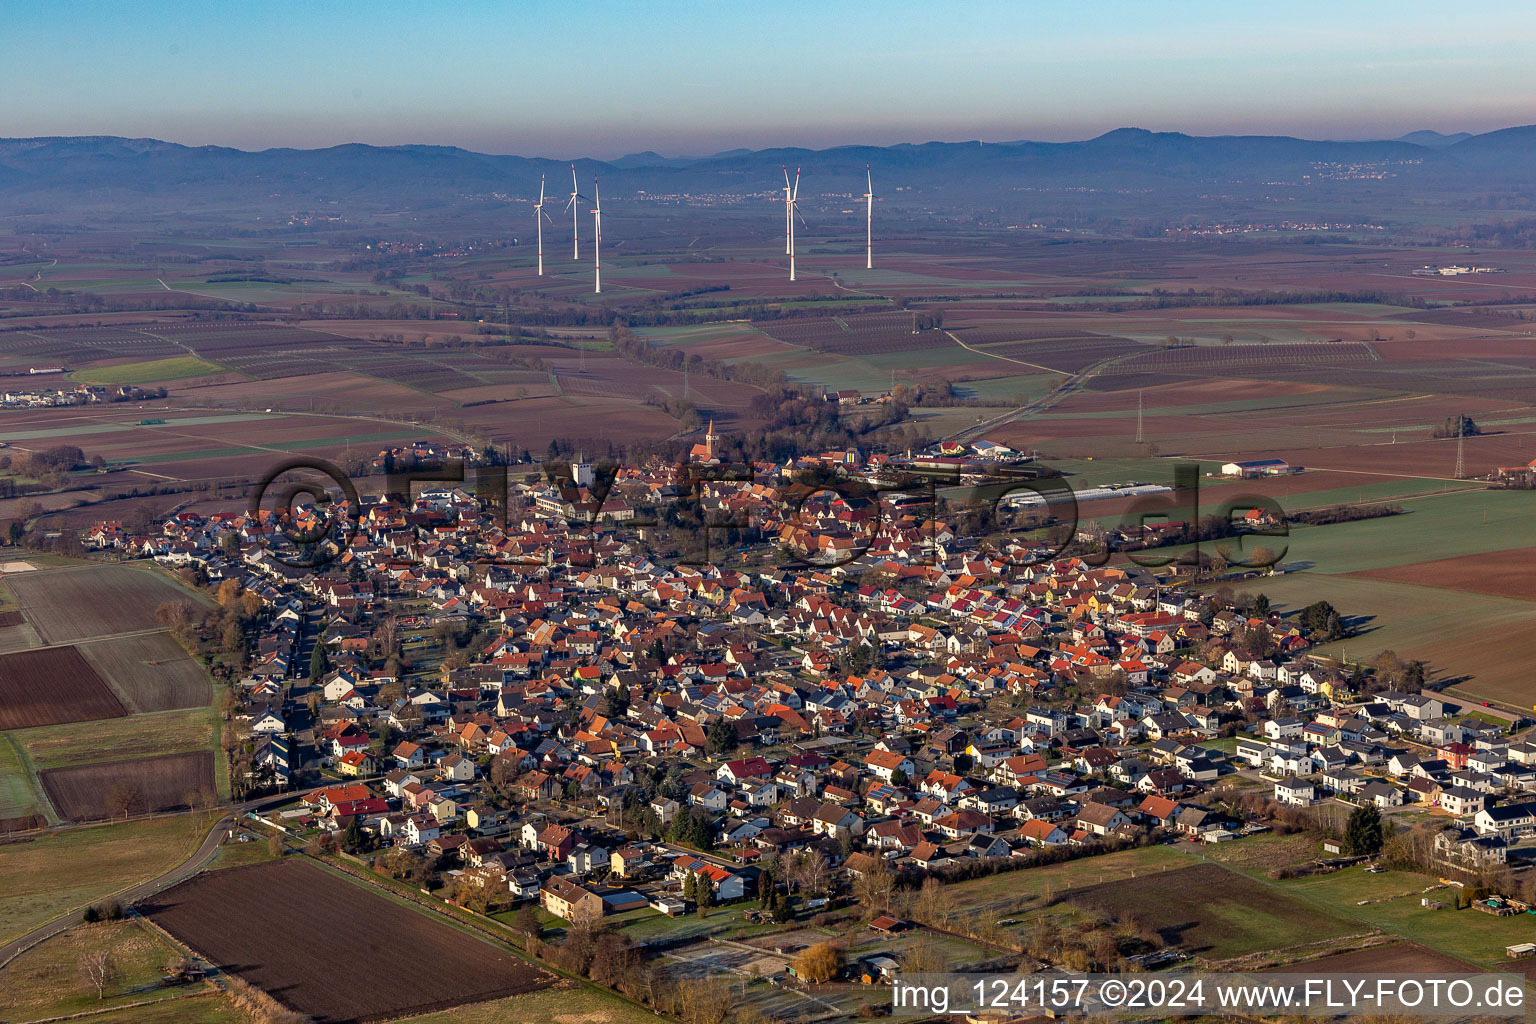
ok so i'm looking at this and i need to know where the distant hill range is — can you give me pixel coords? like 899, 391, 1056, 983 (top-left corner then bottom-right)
1392, 130, 1473, 148
0, 125, 1532, 217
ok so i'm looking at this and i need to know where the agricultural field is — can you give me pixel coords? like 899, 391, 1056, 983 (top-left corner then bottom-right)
0, 645, 126, 730
1275, 942, 1475, 974
40, 750, 215, 821
0, 732, 45, 826
0, 402, 455, 495
757, 311, 947, 355
72, 355, 226, 385
79, 632, 214, 714
15, 706, 220, 771
380, 980, 665, 1024
943, 843, 1194, 922
143, 858, 552, 1024
4, 564, 208, 644
1051, 861, 1357, 960
1352, 546, 1536, 601
1277, 864, 1536, 968
0, 814, 207, 945
939, 844, 1363, 962
0, 560, 223, 822
1185, 486, 1536, 689
22, 998, 247, 1024
0, 607, 43, 653
0, 918, 218, 1019
947, 842, 1533, 972
1229, 572, 1536, 691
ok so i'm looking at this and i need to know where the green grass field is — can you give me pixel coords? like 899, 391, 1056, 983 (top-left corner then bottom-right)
1277, 865, 1533, 968
0, 732, 45, 821
0, 815, 207, 944
16, 706, 219, 772
946, 838, 1529, 969
14, 994, 245, 1024
1277, 489, 1534, 575
0, 412, 278, 443
945, 844, 1193, 919
942, 843, 1359, 960
72, 356, 225, 386
205, 835, 281, 872
1250, 572, 1536, 682
0, 918, 216, 1018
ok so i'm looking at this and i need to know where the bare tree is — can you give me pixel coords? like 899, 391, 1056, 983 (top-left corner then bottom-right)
899, 935, 948, 975
78, 949, 118, 1000
375, 615, 400, 659
104, 781, 142, 819
676, 977, 735, 1024
792, 851, 828, 894
454, 872, 497, 915
914, 875, 949, 926
851, 857, 894, 915
184, 786, 216, 817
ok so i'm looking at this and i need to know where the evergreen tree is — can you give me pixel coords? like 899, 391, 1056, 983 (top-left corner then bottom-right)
604, 682, 630, 718
706, 716, 737, 755
342, 815, 363, 853
1344, 804, 1384, 856
310, 643, 328, 681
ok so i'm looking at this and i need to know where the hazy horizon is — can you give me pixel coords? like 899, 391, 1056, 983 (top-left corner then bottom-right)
5, 1, 1536, 158
0, 124, 1510, 163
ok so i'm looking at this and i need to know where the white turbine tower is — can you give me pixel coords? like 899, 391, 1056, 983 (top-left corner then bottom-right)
784, 165, 803, 282
591, 177, 603, 295
863, 164, 874, 270
783, 167, 792, 255
533, 174, 552, 276
562, 163, 588, 260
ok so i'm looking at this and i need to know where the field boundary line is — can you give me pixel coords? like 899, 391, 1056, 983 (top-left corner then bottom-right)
944, 329, 1066, 375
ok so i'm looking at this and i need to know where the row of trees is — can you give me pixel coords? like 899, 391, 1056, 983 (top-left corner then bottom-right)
538, 919, 753, 1024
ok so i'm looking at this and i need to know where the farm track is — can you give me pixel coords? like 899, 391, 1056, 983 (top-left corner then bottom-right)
944, 328, 1067, 375
947, 349, 1146, 445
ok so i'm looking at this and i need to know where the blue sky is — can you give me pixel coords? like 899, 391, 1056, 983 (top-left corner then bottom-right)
5, 1, 1536, 156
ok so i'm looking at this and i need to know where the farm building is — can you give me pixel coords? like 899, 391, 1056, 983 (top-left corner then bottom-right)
1220, 459, 1301, 478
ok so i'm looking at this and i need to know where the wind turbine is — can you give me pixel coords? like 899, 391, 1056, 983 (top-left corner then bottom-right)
563, 163, 589, 260
783, 167, 792, 255
863, 164, 874, 270
591, 177, 603, 294
533, 174, 552, 276
784, 165, 804, 282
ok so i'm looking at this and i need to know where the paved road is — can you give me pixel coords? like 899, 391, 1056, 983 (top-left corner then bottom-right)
0, 795, 290, 967
944, 349, 1137, 446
